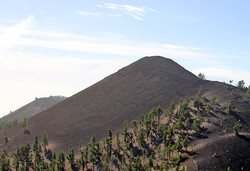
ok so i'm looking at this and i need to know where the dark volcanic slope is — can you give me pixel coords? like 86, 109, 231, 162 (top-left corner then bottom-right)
0, 96, 67, 123
0, 56, 204, 153
1, 56, 250, 170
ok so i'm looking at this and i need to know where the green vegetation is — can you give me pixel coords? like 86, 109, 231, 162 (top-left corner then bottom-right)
42, 131, 49, 150
2, 88, 241, 170
0, 119, 17, 131
226, 102, 234, 114
198, 73, 206, 80
233, 121, 242, 135
247, 86, 250, 96
237, 80, 245, 89
22, 117, 28, 132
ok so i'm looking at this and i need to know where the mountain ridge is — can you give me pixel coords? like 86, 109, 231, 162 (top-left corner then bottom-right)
0, 95, 66, 125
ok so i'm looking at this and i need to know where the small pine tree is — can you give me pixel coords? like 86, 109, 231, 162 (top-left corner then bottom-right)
246, 86, 250, 96
237, 80, 245, 89
42, 131, 49, 150
233, 121, 242, 135
226, 102, 233, 114
4, 136, 8, 143
57, 152, 65, 171
175, 136, 182, 153
211, 96, 216, 106
22, 117, 28, 132
0, 150, 11, 171
184, 117, 191, 131
182, 135, 189, 151
33, 136, 39, 153
198, 73, 205, 80
148, 154, 154, 168
206, 103, 211, 115
130, 120, 138, 135
67, 145, 75, 170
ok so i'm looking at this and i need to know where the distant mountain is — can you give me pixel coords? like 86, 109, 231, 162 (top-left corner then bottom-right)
0, 96, 67, 124
1, 56, 249, 170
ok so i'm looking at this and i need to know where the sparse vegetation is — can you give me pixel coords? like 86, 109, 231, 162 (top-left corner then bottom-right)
247, 86, 250, 96
226, 102, 234, 114
233, 121, 242, 135
0, 119, 17, 131
1, 90, 213, 170
22, 117, 28, 132
42, 131, 49, 150
237, 80, 246, 89
198, 73, 206, 80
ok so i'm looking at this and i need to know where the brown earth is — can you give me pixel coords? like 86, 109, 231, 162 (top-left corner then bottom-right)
0, 56, 250, 170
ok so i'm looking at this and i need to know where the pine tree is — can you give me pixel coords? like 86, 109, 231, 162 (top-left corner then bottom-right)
42, 131, 49, 151
227, 102, 233, 114
122, 121, 128, 143
67, 145, 75, 170
233, 121, 242, 135
105, 128, 113, 157
206, 103, 211, 115
33, 136, 39, 153
130, 120, 138, 135
182, 135, 189, 151
116, 132, 121, 153
0, 150, 11, 171
148, 153, 154, 168
211, 96, 216, 106
175, 136, 182, 153
12, 147, 20, 170
22, 117, 28, 132
156, 106, 163, 124
57, 152, 65, 171
184, 117, 191, 131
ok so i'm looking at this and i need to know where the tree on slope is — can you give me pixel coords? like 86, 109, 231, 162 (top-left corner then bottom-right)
67, 145, 75, 170
57, 152, 65, 171
0, 150, 11, 171
42, 131, 49, 151
198, 73, 205, 80
182, 135, 189, 151
22, 117, 28, 132
233, 121, 242, 135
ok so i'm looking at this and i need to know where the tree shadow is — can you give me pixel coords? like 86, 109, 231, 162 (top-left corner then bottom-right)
24, 129, 30, 134
231, 111, 247, 125
45, 149, 53, 161
237, 134, 250, 145
186, 150, 198, 157
189, 132, 208, 139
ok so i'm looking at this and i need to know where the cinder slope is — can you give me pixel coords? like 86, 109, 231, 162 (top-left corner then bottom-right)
1, 56, 249, 171
0, 56, 203, 153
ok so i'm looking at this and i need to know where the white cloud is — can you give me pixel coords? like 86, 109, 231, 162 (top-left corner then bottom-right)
97, 3, 154, 21
0, 15, 33, 52
78, 11, 120, 17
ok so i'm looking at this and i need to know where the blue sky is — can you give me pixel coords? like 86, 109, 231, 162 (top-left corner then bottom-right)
0, 0, 250, 117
